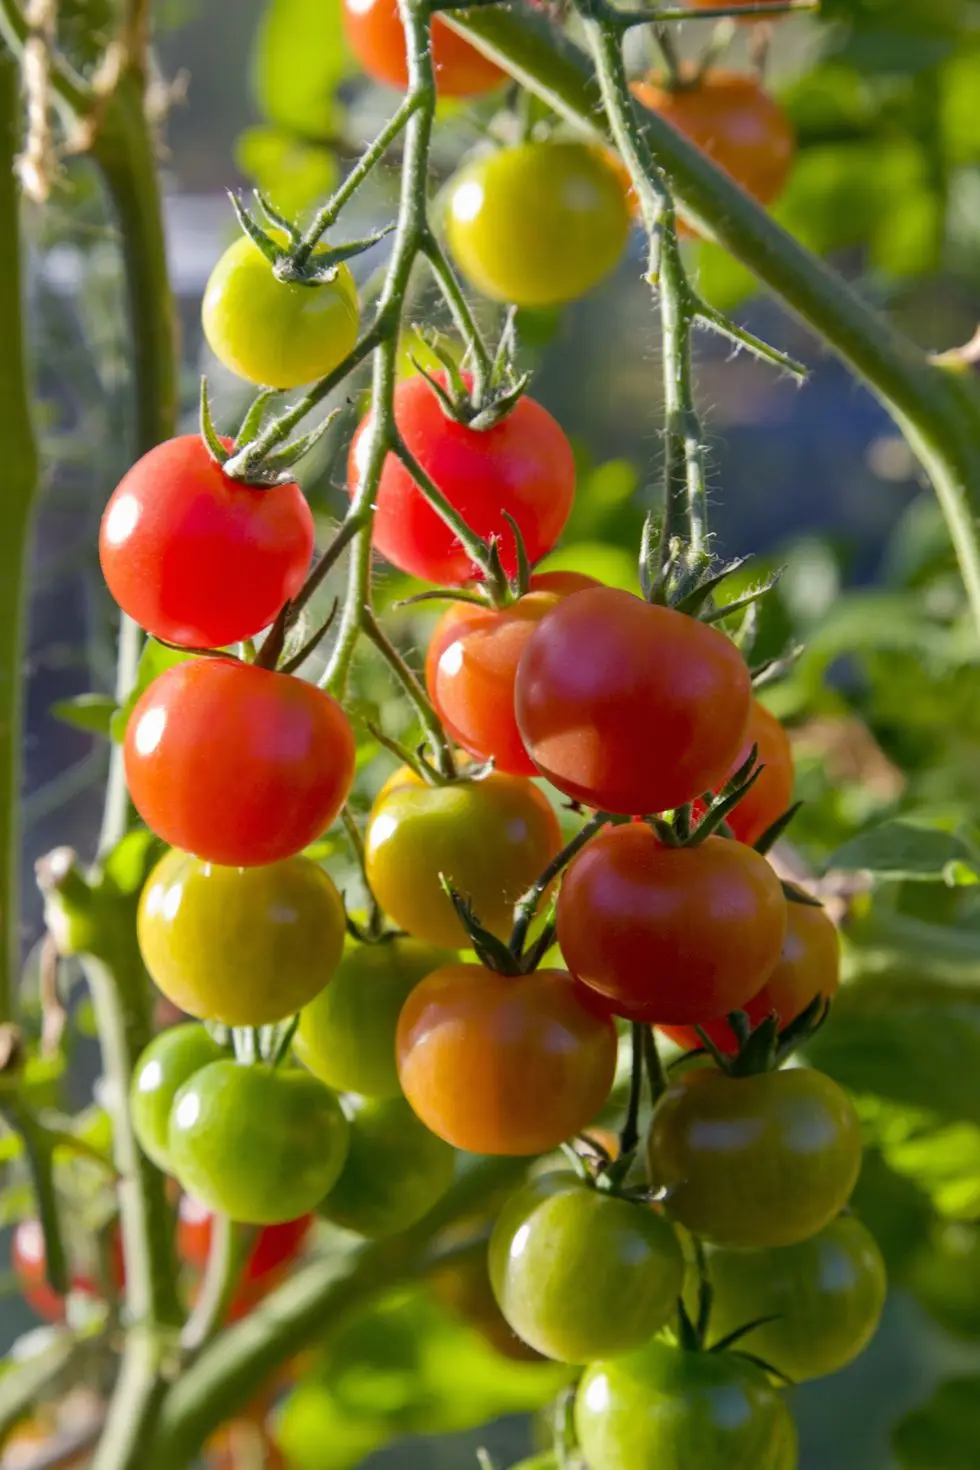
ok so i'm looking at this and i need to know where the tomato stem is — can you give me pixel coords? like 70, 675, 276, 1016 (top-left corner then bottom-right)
181, 1216, 256, 1359
618, 1022, 646, 1158
421, 231, 494, 399
615, 1, 817, 23
508, 809, 619, 959
361, 607, 458, 781
643, 1025, 669, 1104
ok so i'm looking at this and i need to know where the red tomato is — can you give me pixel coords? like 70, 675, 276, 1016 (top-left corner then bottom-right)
719, 701, 795, 846
99, 435, 314, 649
12, 1218, 124, 1322
515, 587, 752, 815
342, 0, 505, 97
348, 374, 576, 585
124, 659, 356, 866
178, 1195, 312, 1316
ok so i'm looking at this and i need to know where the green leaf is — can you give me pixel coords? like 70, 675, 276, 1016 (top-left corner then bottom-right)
252, 0, 354, 138
97, 828, 162, 897
109, 641, 192, 743
894, 1378, 980, 1469
50, 694, 117, 737
856, 1094, 980, 1220
828, 819, 980, 883
236, 125, 340, 223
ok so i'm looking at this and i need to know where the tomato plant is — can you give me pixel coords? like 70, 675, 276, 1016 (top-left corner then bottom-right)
341, 0, 505, 95
318, 1094, 455, 1238
130, 1021, 226, 1171
178, 1196, 313, 1316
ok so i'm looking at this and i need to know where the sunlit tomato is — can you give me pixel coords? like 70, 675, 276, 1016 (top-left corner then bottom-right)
349, 374, 576, 585
12, 1218, 124, 1323
427, 1245, 545, 1362
99, 435, 314, 649
557, 826, 786, 1024
178, 1194, 313, 1313
489, 1172, 683, 1362
445, 142, 631, 308
425, 573, 599, 776
342, 0, 505, 96
396, 963, 617, 1155
515, 587, 752, 815
647, 1065, 863, 1248
319, 1095, 455, 1238
720, 701, 795, 846
130, 1022, 226, 1171
124, 659, 355, 867
364, 767, 562, 948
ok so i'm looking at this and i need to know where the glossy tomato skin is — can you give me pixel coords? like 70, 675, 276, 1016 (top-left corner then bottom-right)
168, 1062, 349, 1224
137, 849, 345, 1027
202, 235, 359, 390
349, 373, 575, 585
488, 1172, 683, 1362
705, 1216, 887, 1381
131, 1022, 226, 1171
100, 435, 314, 649
319, 1095, 455, 1238
515, 588, 752, 815
558, 826, 786, 1024
425, 573, 599, 776
722, 701, 795, 846
647, 1066, 863, 1248
446, 143, 630, 308
364, 767, 562, 948
397, 963, 618, 1155
575, 1340, 798, 1470
124, 659, 356, 867
342, 0, 504, 96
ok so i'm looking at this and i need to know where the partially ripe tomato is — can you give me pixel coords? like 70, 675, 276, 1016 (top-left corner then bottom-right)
130, 1022, 226, 1171
342, 0, 505, 96
99, 435, 314, 649
124, 659, 355, 866
319, 1095, 455, 1238
515, 588, 752, 815
396, 963, 618, 1155
349, 374, 575, 585
721, 701, 795, 846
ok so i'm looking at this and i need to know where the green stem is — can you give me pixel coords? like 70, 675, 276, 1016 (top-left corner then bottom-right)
421, 231, 492, 397
181, 1217, 253, 1357
508, 809, 617, 958
616, 0, 816, 22
619, 1021, 645, 1157
361, 608, 457, 780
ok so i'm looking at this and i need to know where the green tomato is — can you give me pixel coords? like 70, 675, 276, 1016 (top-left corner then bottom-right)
169, 1061, 349, 1224
294, 936, 455, 1097
909, 1219, 980, 1339
319, 1094, 455, 1238
138, 849, 346, 1028
488, 1172, 683, 1363
129, 1023, 224, 1172
202, 232, 359, 390
575, 1341, 798, 1470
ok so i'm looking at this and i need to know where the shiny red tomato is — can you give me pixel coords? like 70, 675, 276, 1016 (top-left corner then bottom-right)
720, 701, 795, 846
12, 1218, 124, 1322
342, 0, 505, 96
348, 374, 576, 585
99, 435, 314, 649
124, 659, 356, 866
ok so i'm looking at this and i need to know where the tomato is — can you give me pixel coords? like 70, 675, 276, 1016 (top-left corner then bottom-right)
719, 701, 795, 846
349, 373, 575, 585
909, 1219, 980, 1339
488, 1172, 683, 1362
575, 1340, 798, 1470
515, 588, 752, 815
124, 659, 356, 867
137, 849, 345, 1027
704, 1215, 887, 1381
177, 1194, 313, 1280
168, 1062, 349, 1224
343, 0, 504, 95
130, 1022, 225, 1171
364, 767, 562, 948
558, 826, 786, 1024
100, 435, 314, 649
427, 1247, 545, 1362
319, 1095, 455, 1238
425, 573, 599, 777
445, 142, 631, 308
647, 1065, 863, 1247
12, 1218, 124, 1323
396, 963, 617, 1155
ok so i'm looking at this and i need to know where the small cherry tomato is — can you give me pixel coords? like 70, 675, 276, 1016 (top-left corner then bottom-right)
720, 701, 795, 846
342, 0, 505, 96
446, 142, 631, 308
349, 373, 575, 585
515, 587, 752, 815
12, 1218, 125, 1323
489, 1172, 683, 1362
427, 1246, 545, 1362
319, 1095, 455, 1238
100, 435, 314, 649
647, 1065, 863, 1248
130, 1022, 226, 1171
396, 962, 618, 1155
124, 659, 356, 867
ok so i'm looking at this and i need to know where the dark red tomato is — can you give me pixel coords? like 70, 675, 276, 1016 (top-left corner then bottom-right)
557, 825, 786, 1024
515, 587, 752, 815
719, 701, 795, 846
342, 0, 505, 96
124, 659, 356, 866
425, 572, 599, 775
99, 435, 314, 649
12, 1218, 124, 1322
348, 374, 576, 585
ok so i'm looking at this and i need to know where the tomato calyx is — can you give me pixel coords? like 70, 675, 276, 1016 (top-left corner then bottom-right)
198, 379, 340, 490
412, 316, 530, 432
675, 1293, 792, 1383
641, 511, 782, 624
689, 989, 831, 1078
228, 189, 392, 287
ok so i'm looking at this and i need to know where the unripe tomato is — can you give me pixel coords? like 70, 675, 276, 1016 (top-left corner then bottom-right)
137, 849, 345, 1027
427, 1246, 544, 1362
319, 1095, 455, 1238
647, 1065, 863, 1247
721, 701, 795, 846
130, 1022, 226, 1171
168, 1062, 349, 1224
515, 587, 752, 815
489, 1172, 683, 1362
445, 142, 631, 308
99, 435, 314, 649
342, 0, 505, 96
124, 659, 356, 867
364, 767, 562, 949
557, 826, 786, 1024
349, 374, 575, 585
396, 963, 618, 1155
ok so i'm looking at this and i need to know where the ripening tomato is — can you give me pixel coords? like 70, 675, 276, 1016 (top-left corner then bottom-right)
515, 588, 752, 815
342, 0, 505, 96
647, 1065, 863, 1248
319, 1095, 455, 1238
427, 1246, 545, 1363
364, 767, 562, 948
425, 573, 599, 776
396, 963, 618, 1155
130, 1022, 226, 1171
557, 826, 786, 1025
349, 373, 575, 585
12, 1218, 124, 1323
99, 435, 314, 649
124, 659, 356, 867
445, 142, 631, 308
720, 701, 795, 846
